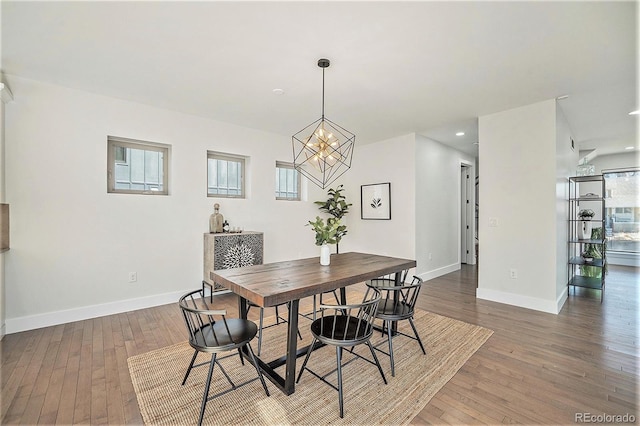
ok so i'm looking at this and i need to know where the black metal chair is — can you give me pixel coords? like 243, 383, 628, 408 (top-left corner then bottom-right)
365, 269, 409, 287
296, 289, 387, 418
306, 289, 341, 320
202, 279, 302, 355
365, 275, 426, 376
245, 301, 302, 355
179, 289, 269, 426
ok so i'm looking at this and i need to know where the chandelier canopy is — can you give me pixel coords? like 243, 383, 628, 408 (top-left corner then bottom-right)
292, 59, 355, 189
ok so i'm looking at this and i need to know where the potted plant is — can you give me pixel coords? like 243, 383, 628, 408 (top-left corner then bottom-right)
580, 226, 607, 277
308, 216, 342, 265
578, 209, 595, 220
578, 209, 595, 239
314, 185, 352, 253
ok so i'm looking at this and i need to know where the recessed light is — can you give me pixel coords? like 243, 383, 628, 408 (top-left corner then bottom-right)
629, 110, 639, 115
456, 132, 465, 136
625, 146, 635, 150
272, 88, 285, 95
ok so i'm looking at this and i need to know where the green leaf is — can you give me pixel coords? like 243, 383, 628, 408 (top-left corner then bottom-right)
311, 185, 353, 245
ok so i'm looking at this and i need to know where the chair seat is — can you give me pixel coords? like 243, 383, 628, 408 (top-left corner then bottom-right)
190, 318, 258, 353
311, 315, 372, 346
375, 299, 413, 320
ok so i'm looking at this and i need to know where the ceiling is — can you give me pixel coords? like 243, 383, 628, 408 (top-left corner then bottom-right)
2, 1, 637, 158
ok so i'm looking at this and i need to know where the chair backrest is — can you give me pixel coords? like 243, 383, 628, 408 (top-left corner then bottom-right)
179, 289, 238, 352
366, 276, 423, 318
314, 289, 381, 345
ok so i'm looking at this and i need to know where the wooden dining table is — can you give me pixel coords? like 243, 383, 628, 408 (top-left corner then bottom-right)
211, 251, 416, 395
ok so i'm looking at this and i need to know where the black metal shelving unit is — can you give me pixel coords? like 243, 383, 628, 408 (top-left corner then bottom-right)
568, 175, 606, 301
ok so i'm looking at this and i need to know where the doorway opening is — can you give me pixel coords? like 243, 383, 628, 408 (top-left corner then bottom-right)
460, 164, 474, 264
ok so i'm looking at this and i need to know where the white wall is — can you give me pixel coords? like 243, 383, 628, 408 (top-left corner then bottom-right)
477, 99, 568, 314
339, 132, 475, 283
9, 74, 583, 329
415, 134, 476, 280
4, 77, 469, 333
339, 134, 416, 264
555, 104, 579, 303
4, 75, 325, 333
589, 152, 640, 173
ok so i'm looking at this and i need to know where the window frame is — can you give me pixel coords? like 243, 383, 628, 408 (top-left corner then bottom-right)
207, 151, 246, 199
603, 168, 639, 254
107, 136, 170, 195
275, 161, 301, 201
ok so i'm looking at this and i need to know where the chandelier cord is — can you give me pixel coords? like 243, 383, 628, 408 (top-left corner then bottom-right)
321, 67, 325, 119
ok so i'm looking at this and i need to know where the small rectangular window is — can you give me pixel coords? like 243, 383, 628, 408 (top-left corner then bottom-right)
107, 136, 170, 195
275, 161, 300, 201
207, 151, 245, 198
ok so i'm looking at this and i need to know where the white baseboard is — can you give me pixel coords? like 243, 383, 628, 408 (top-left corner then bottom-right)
418, 262, 460, 282
476, 287, 562, 314
5, 289, 191, 334
556, 286, 568, 313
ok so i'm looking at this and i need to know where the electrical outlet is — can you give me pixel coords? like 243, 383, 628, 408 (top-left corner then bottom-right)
429, 253, 433, 260
510, 269, 518, 279
128, 272, 137, 282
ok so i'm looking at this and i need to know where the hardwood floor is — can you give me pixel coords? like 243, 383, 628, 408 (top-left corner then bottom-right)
1, 265, 637, 424
412, 264, 639, 425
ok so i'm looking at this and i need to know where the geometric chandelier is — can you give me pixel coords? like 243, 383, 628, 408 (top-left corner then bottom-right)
292, 58, 355, 189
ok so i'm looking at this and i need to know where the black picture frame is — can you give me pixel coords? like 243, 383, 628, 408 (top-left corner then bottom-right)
361, 182, 391, 220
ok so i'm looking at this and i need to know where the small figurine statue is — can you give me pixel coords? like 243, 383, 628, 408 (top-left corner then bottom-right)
209, 203, 224, 233
222, 220, 229, 233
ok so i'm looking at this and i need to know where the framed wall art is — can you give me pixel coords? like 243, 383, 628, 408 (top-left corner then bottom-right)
361, 182, 391, 220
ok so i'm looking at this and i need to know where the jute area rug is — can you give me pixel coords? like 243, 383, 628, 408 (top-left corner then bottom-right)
128, 309, 493, 425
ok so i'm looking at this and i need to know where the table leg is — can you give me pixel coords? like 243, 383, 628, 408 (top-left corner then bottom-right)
202, 280, 213, 303
239, 298, 305, 395
238, 296, 248, 320
391, 271, 402, 333
284, 299, 300, 394
339, 287, 347, 305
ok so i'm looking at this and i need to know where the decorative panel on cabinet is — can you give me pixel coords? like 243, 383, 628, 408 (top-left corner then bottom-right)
203, 231, 264, 293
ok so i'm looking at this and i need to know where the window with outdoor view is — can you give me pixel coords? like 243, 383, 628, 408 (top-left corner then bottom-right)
207, 151, 245, 198
604, 169, 639, 253
107, 136, 170, 195
275, 161, 301, 200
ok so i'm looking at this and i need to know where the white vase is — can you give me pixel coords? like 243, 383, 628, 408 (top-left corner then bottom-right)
320, 244, 331, 266
580, 220, 593, 240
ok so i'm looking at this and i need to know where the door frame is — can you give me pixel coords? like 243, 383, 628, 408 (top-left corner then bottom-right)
460, 161, 476, 265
